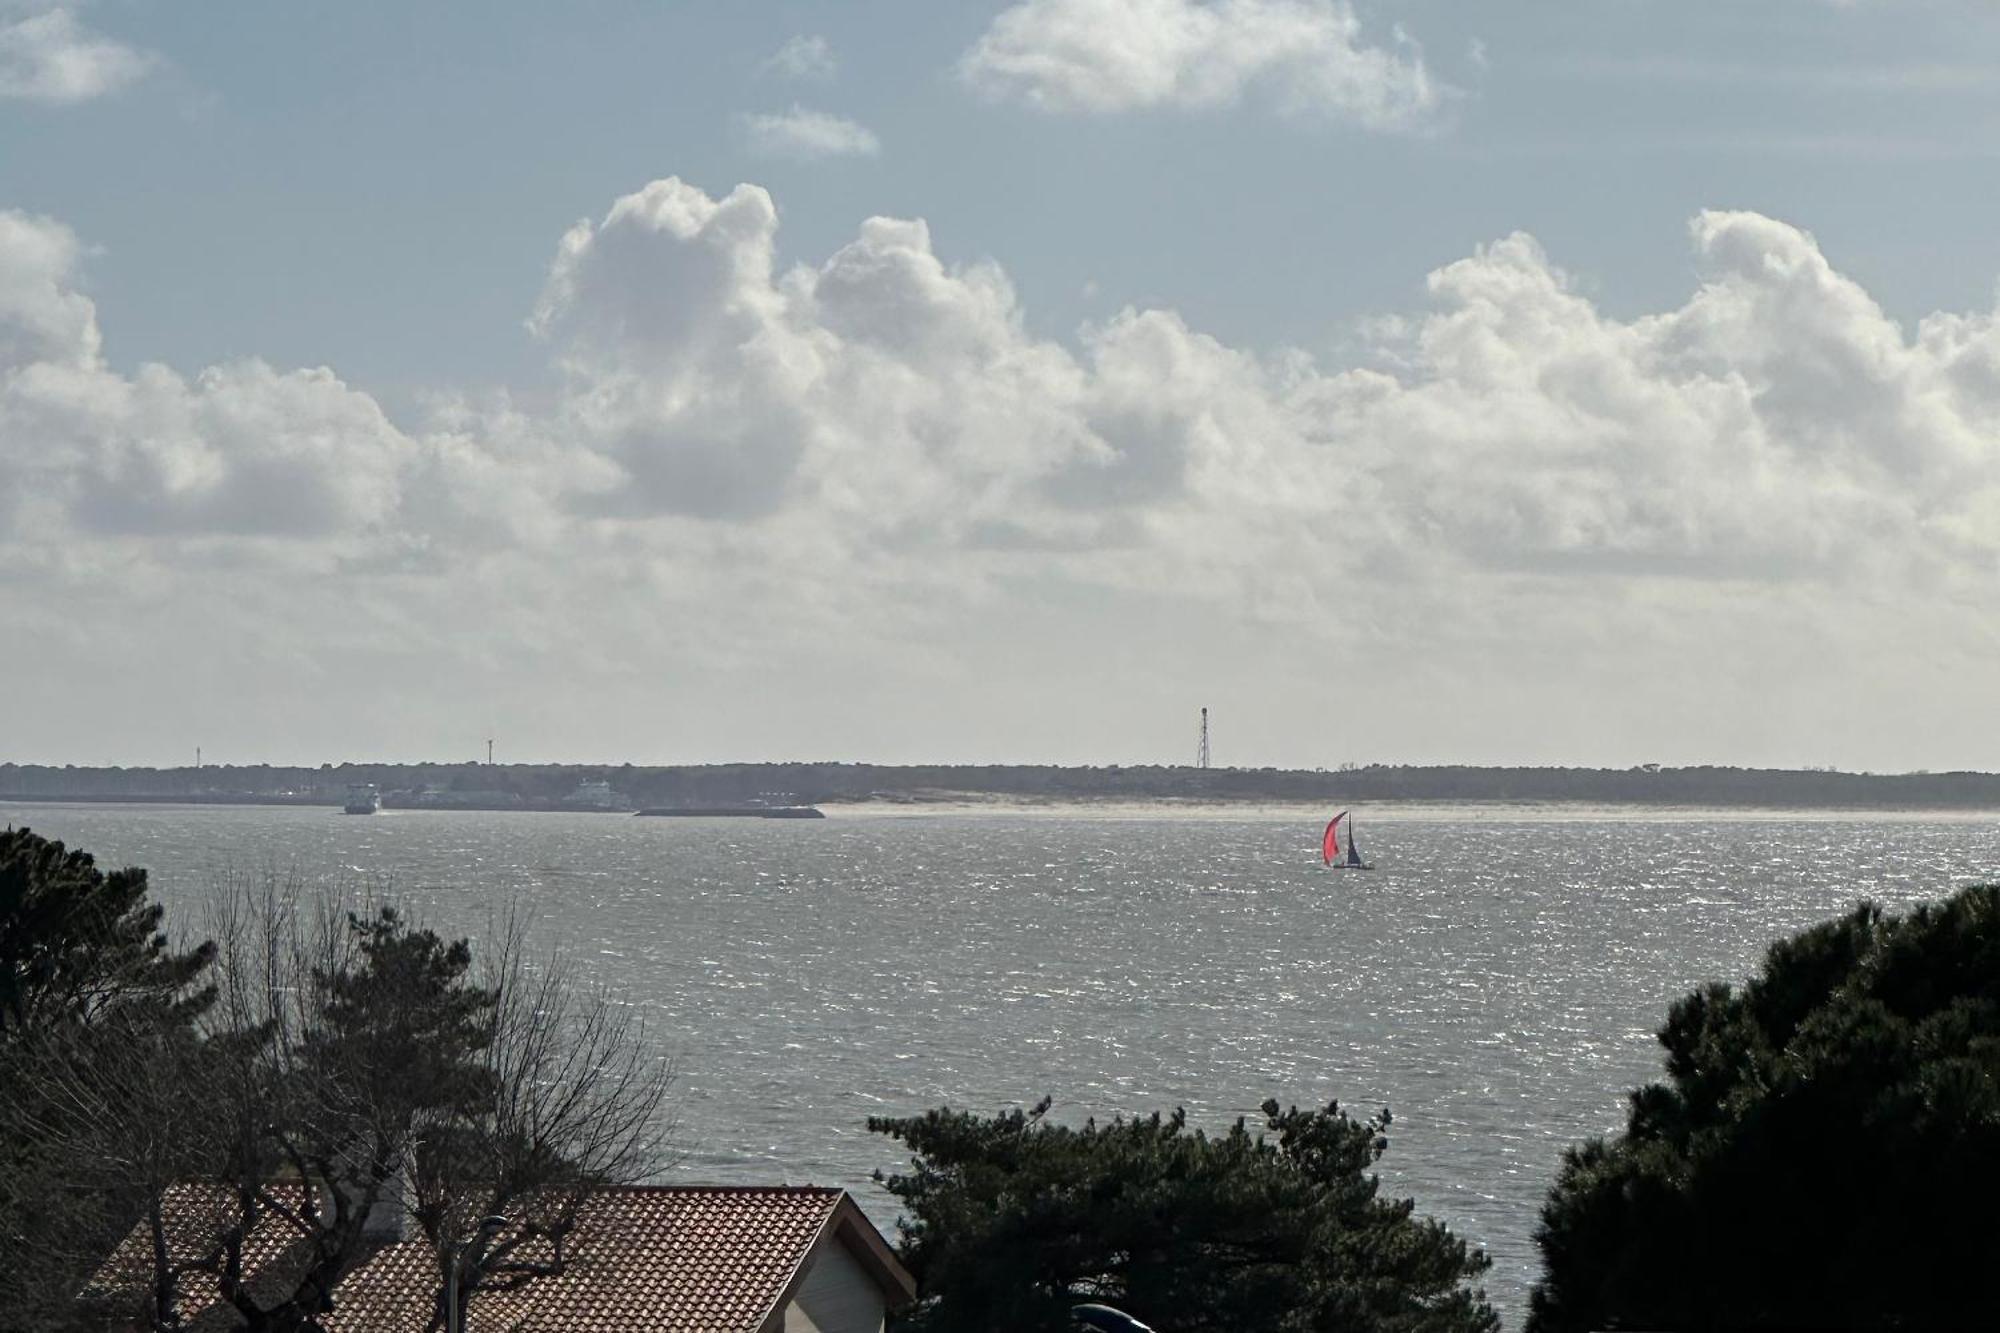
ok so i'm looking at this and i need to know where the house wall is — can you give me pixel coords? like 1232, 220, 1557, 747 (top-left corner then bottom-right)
782, 1238, 885, 1333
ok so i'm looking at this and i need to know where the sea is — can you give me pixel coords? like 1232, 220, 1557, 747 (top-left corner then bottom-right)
7, 799, 1997, 1327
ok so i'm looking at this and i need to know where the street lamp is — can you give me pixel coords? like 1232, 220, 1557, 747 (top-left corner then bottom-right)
1072, 1303, 1157, 1333
445, 1215, 511, 1333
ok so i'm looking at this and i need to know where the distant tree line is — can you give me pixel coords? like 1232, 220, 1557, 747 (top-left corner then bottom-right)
9, 760, 2000, 809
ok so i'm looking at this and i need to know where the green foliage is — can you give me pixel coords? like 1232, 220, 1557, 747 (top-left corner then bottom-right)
0, 837, 665, 1333
0, 826, 214, 1037
869, 1096, 1496, 1333
308, 905, 499, 1134
212, 906, 506, 1333
1530, 884, 2000, 1332
0, 828, 217, 1332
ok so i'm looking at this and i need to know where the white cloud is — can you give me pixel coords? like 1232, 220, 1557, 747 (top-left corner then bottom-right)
958, 0, 1448, 129
741, 105, 882, 159
0, 214, 431, 545
0, 5, 152, 104
0, 209, 99, 365
523, 180, 2000, 589
761, 33, 836, 80
17, 178, 2000, 586
12, 182, 2000, 765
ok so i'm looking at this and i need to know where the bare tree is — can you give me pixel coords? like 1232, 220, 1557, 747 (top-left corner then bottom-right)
17, 872, 675, 1333
192, 875, 418, 1331
406, 907, 678, 1332
2, 1004, 230, 1332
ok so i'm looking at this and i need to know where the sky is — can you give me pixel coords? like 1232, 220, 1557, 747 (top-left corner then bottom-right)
5, 0, 2000, 772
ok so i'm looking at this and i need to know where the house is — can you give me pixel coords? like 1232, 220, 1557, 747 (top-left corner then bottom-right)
327, 1186, 916, 1333
82, 1182, 330, 1333
86, 1184, 916, 1333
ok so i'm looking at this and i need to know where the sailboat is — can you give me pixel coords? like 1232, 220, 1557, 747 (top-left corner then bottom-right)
1321, 810, 1372, 870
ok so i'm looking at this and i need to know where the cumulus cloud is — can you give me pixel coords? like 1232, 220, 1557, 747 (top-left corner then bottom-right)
959, 0, 1448, 128
761, 33, 836, 80
522, 179, 2000, 588
0, 210, 496, 547
0, 210, 99, 365
529, 179, 820, 518
17, 178, 2000, 590
0, 4, 152, 103
11, 180, 2000, 765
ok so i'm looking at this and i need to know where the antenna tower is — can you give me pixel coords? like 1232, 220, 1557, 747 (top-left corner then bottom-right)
1197, 707, 1211, 770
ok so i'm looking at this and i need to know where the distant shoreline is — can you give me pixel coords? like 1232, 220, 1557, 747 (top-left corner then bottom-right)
8, 760, 2000, 814
8, 794, 2000, 831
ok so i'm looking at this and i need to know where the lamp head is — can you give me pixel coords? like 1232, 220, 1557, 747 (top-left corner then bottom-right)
1072, 1304, 1156, 1333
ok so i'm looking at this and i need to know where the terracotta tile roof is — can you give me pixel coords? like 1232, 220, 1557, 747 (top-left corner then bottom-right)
84, 1183, 321, 1331
322, 1185, 910, 1333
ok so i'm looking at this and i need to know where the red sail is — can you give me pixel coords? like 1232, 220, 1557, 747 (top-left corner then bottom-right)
1322, 812, 1347, 865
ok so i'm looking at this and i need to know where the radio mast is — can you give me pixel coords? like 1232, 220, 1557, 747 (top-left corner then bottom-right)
1197, 707, 1211, 770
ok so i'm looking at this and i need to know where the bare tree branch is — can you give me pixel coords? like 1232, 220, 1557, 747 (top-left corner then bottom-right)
406, 900, 679, 1330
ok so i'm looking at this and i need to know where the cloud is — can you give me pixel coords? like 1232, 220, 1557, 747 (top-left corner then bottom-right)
17, 178, 2000, 590
958, 0, 1448, 129
518, 178, 2000, 600
761, 33, 836, 80
0, 210, 505, 546
0, 5, 153, 103
12, 182, 2000, 765
528, 179, 818, 518
0, 209, 99, 365
741, 105, 881, 159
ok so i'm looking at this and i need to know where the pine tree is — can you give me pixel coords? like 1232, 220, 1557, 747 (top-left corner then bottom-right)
870, 1097, 1496, 1333
1529, 884, 2000, 1332
0, 828, 217, 1331
0, 827, 214, 1037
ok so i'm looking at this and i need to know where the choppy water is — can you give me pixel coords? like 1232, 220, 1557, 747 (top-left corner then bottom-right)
7, 800, 1997, 1326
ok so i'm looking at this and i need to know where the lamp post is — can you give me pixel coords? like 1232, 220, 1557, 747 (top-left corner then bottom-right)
445, 1215, 511, 1333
